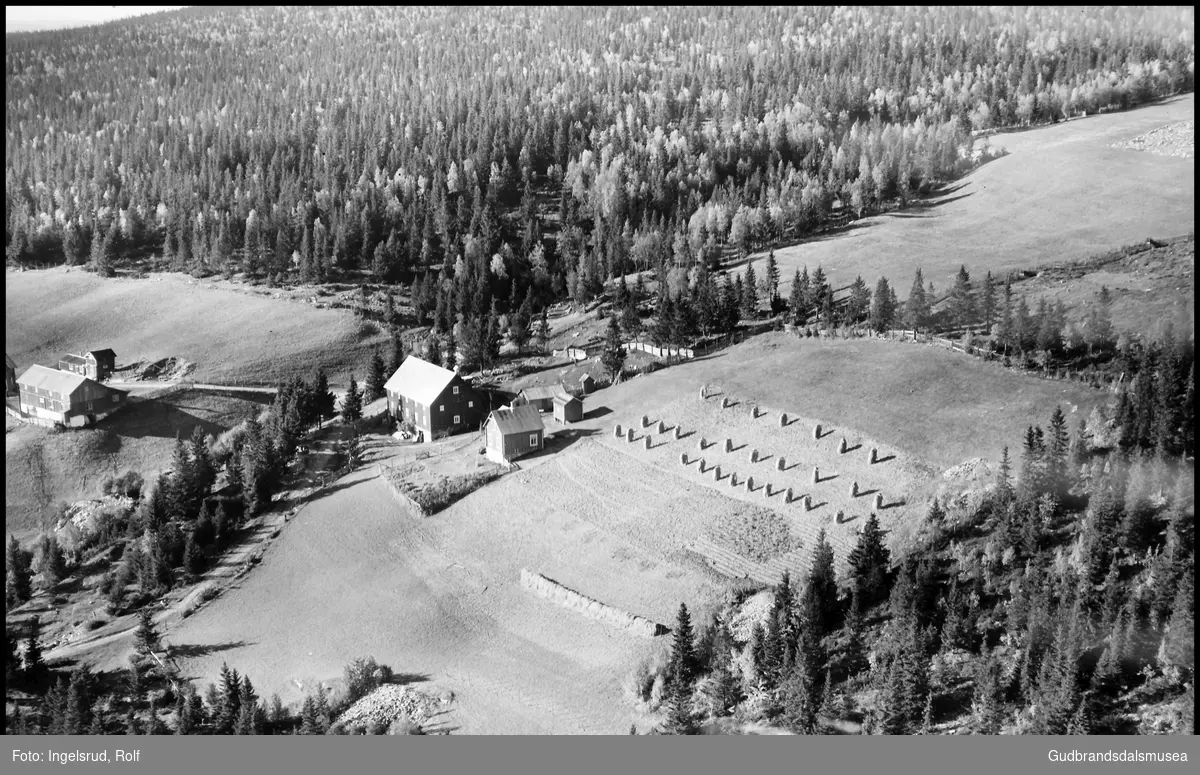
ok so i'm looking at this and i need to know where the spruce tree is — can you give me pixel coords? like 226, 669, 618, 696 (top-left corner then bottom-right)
600, 316, 626, 385
847, 513, 891, 609
670, 603, 698, 688
741, 262, 759, 319
217, 663, 242, 735
789, 269, 807, 325
665, 678, 698, 735
904, 269, 928, 331
135, 608, 161, 659
366, 350, 387, 402
340, 375, 363, 422
534, 307, 552, 353
24, 616, 46, 684
7, 534, 33, 604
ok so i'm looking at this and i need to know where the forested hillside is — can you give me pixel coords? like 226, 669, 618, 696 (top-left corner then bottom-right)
6, 6, 1194, 319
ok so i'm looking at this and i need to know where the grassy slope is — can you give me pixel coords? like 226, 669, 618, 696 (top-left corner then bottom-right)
5, 389, 273, 542
743, 94, 1195, 296
5, 268, 390, 385
1017, 235, 1195, 340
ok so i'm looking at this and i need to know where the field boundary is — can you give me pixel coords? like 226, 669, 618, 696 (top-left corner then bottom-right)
376, 463, 430, 517
519, 568, 669, 638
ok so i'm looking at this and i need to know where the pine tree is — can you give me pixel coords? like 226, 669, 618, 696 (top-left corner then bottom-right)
365, 350, 387, 402
340, 375, 363, 422
926, 497, 946, 524
601, 316, 626, 385
801, 531, 839, 639
313, 368, 335, 424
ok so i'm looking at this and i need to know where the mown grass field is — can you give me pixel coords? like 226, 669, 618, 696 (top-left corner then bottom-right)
580, 331, 1108, 472
5, 267, 390, 386
5, 389, 273, 542
742, 94, 1194, 296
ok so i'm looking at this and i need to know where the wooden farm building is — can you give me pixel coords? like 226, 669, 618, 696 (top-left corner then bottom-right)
5, 354, 16, 395
384, 356, 486, 442
58, 349, 116, 381
552, 392, 583, 424
484, 404, 546, 464
16, 364, 127, 427
512, 383, 565, 413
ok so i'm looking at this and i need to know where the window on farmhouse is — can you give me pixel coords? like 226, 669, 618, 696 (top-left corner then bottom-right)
453, 415, 460, 424
468, 401, 474, 408
529, 434, 539, 447
453, 386, 459, 395
439, 404, 444, 412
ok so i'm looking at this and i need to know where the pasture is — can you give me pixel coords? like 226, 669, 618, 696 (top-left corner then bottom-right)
5, 388, 273, 541
741, 94, 1195, 296
5, 267, 390, 386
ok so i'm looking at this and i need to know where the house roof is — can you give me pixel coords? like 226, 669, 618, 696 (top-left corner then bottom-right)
383, 356, 461, 405
60, 353, 87, 366
552, 392, 581, 407
17, 364, 90, 396
87, 349, 116, 360
518, 384, 564, 401
487, 404, 545, 436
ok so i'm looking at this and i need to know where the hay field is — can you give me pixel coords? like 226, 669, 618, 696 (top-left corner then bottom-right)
161, 442, 754, 734
5, 267, 389, 385
742, 94, 1195, 295
5, 388, 272, 542
603, 391, 936, 573
583, 331, 1106, 472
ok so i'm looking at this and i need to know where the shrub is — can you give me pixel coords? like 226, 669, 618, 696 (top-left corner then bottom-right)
343, 656, 387, 706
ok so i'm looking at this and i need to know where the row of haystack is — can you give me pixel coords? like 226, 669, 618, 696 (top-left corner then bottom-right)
520, 568, 668, 638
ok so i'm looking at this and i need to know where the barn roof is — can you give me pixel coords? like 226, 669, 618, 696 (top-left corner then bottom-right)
60, 353, 87, 366
552, 392, 581, 406
518, 384, 564, 401
383, 356, 461, 405
487, 404, 545, 436
17, 364, 90, 395
88, 349, 116, 360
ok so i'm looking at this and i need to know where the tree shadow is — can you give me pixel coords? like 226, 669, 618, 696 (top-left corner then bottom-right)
384, 672, 431, 686
168, 640, 253, 659
99, 397, 228, 441
534, 428, 598, 457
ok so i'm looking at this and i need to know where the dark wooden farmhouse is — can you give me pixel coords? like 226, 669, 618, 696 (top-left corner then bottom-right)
5, 354, 16, 395
484, 404, 545, 464
16, 364, 127, 427
384, 356, 486, 442
552, 392, 583, 424
58, 349, 116, 381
